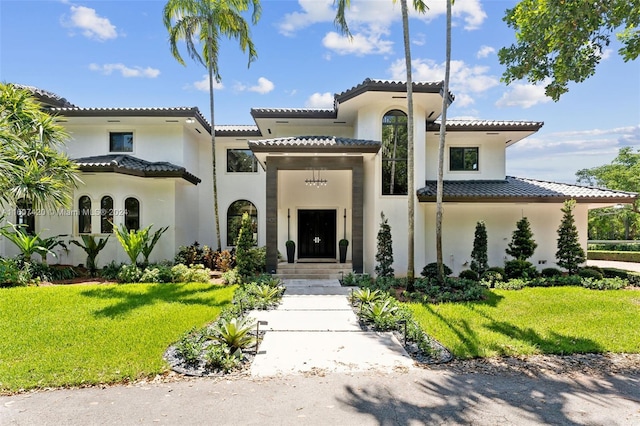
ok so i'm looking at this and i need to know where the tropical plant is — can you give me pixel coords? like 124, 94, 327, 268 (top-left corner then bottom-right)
350, 287, 383, 306
113, 223, 148, 265
163, 0, 261, 250
375, 212, 394, 278
209, 316, 256, 352
0, 223, 57, 263
0, 83, 80, 210
556, 199, 586, 274
117, 264, 142, 283
470, 221, 488, 275
360, 297, 399, 331
506, 217, 537, 260
334, 0, 427, 292
141, 225, 169, 265
204, 343, 242, 372
70, 235, 110, 276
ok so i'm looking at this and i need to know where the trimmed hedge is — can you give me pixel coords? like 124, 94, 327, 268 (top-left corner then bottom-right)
587, 250, 640, 262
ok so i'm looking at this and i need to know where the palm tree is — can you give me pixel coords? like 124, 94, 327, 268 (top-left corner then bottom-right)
163, 0, 261, 250
435, 0, 453, 283
0, 83, 79, 211
334, 0, 427, 291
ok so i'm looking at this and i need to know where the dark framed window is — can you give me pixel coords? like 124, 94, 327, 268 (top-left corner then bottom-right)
450, 147, 479, 171
227, 149, 258, 173
124, 197, 140, 231
78, 196, 92, 234
15, 199, 35, 235
109, 132, 133, 152
381, 110, 408, 195
227, 200, 257, 246
101, 196, 114, 234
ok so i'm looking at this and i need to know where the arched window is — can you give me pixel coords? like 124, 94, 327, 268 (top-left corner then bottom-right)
381, 110, 408, 195
101, 196, 114, 234
124, 197, 140, 231
15, 199, 35, 235
78, 196, 92, 234
227, 200, 257, 246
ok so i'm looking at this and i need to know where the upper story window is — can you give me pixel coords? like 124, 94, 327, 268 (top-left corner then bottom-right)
227, 149, 258, 173
450, 147, 479, 171
15, 199, 35, 235
124, 197, 140, 231
78, 196, 92, 234
381, 110, 408, 195
110, 132, 133, 152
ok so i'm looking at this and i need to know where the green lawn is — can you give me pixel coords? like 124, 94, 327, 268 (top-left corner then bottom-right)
409, 287, 640, 359
0, 283, 234, 393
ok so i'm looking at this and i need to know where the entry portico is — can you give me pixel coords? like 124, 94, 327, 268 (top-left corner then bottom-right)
249, 136, 381, 274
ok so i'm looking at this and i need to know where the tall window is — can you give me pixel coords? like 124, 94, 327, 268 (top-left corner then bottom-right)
78, 196, 92, 233
450, 147, 479, 171
227, 200, 257, 246
124, 197, 140, 231
109, 132, 133, 152
227, 149, 258, 172
381, 110, 408, 195
101, 196, 114, 234
15, 199, 35, 235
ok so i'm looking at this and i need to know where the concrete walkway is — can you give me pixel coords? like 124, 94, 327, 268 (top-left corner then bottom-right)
248, 279, 414, 377
587, 259, 640, 273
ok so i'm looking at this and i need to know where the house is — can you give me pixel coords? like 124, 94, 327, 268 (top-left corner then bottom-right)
3, 80, 636, 275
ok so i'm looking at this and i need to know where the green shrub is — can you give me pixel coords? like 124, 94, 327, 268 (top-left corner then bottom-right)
588, 242, 640, 252
101, 261, 123, 280
209, 316, 256, 352
552, 274, 582, 286
204, 344, 242, 373
480, 270, 503, 288
342, 273, 373, 288
117, 264, 142, 283
487, 266, 505, 275
184, 264, 211, 283
0, 258, 30, 286
221, 268, 242, 285
360, 297, 399, 331
495, 278, 528, 290
504, 259, 538, 279
470, 221, 488, 275
541, 267, 563, 278
578, 268, 604, 280
582, 277, 628, 290
587, 251, 640, 262
416, 277, 486, 303
459, 269, 479, 281
421, 262, 452, 279
174, 328, 203, 367
235, 213, 256, 277
375, 212, 394, 278
140, 268, 163, 283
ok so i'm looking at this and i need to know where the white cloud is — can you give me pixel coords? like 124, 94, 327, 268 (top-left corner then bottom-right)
235, 77, 275, 94
191, 75, 224, 92
390, 58, 499, 106
495, 82, 551, 109
278, 0, 335, 36
476, 45, 495, 59
305, 92, 334, 108
323, 31, 393, 56
413, 0, 487, 30
89, 63, 159, 78
64, 5, 117, 41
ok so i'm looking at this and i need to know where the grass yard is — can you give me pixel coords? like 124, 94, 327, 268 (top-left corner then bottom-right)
409, 287, 640, 359
0, 283, 234, 393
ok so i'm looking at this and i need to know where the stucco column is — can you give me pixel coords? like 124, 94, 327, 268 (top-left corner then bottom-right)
265, 162, 278, 273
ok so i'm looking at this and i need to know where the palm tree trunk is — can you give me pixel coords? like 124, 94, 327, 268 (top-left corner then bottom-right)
436, 0, 452, 283
207, 36, 222, 251
400, 0, 415, 291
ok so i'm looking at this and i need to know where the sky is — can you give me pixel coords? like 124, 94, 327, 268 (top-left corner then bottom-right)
1, 0, 638, 184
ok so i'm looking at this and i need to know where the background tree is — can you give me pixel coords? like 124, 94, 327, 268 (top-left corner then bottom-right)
164, 0, 261, 250
470, 221, 488, 275
506, 217, 537, 261
577, 147, 639, 240
334, 0, 428, 291
0, 83, 79, 210
556, 200, 586, 274
499, 0, 640, 101
375, 212, 394, 278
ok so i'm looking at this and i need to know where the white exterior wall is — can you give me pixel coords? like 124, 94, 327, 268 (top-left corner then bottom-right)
418, 202, 590, 276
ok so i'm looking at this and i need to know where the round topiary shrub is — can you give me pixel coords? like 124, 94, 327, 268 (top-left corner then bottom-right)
504, 259, 538, 280
578, 268, 604, 280
420, 262, 452, 279
459, 269, 479, 281
541, 267, 563, 278
487, 266, 505, 276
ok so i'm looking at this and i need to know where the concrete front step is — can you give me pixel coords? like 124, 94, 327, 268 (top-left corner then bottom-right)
275, 262, 353, 280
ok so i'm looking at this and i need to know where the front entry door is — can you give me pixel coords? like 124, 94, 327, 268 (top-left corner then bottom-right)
298, 210, 336, 259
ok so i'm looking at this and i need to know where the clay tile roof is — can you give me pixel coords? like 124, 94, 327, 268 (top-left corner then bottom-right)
427, 120, 544, 132
335, 78, 450, 104
73, 154, 201, 185
248, 135, 381, 153
417, 176, 637, 203
250, 108, 336, 119
214, 125, 262, 136
14, 84, 76, 108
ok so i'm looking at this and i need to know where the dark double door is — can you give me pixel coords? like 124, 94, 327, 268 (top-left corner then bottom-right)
298, 210, 336, 259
